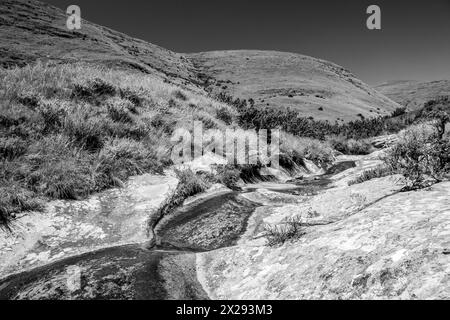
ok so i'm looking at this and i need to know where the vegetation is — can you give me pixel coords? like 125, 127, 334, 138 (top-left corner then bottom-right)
152, 169, 211, 224
0, 62, 234, 225
349, 122, 450, 189
263, 215, 306, 246
348, 165, 394, 186
386, 123, 450, 189
326, 135, 373, 155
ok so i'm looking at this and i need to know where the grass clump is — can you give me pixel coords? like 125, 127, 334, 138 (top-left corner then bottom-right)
151, 169, 211, 226
327, 135, 373, 155
263, 215, 306, 246
348, 165, 394, 186
0, 184, 44, 226
94, 138, 163, 189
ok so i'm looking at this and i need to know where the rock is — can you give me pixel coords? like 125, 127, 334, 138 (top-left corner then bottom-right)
0, 174, 178, 278
0, 245, 208, 300
197, 181, 450, 299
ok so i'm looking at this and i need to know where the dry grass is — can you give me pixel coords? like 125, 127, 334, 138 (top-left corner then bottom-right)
0, 62, 236, 225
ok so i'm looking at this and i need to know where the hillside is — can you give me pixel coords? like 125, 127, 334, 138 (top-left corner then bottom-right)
376, 80, 450, 110
189, 50, 401, 122
0, 0, 199, 89
0, 0, 401, 123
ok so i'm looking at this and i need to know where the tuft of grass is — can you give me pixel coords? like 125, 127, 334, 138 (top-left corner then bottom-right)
151, 169, 211, 227
0, 183, 44, 226
94, 138, 163, 189
263, 215, 306, 246
348, 165, 394, 186
327, 135, 373, 155
214, 165, 242, 189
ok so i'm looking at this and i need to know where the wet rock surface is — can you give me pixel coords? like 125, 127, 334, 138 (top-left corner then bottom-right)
0, 245, 208, 300
1, 153, 449, 300
0, 174, 178, 278
197, 155, 450, 300
157, 192, 259, 251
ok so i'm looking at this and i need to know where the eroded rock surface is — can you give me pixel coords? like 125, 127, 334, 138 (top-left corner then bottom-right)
0, 174, 178, 278
197, 178, 450, 299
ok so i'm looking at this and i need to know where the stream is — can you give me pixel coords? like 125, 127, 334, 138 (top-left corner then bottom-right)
0, 161, 355, 300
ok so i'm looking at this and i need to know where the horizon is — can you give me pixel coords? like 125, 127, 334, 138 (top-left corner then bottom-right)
41, 0, 450, 85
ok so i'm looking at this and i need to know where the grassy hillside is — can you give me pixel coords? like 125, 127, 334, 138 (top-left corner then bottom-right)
189, 50, 401, 122
0, 0, 200, 89
376, 80, 450, 110
1, 0, 401, 123
0, 62, 242, 226
2, 0, 443, 227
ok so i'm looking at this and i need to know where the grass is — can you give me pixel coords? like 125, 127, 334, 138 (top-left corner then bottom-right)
0, 62, 235, 225
349, 122, 450, 188
151, 169, 211, 228
326, 135, 373, 155
348, 165, 394, 186
263, 215, 306, 246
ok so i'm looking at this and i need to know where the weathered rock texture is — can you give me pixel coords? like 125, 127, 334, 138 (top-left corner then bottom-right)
197, 157, 450, 299
0, 174, 178, 278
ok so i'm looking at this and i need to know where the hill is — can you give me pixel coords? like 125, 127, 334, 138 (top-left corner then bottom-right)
1, 0, 400, 122
376, 80, 450, 110
189, 50, 401, 122
0, 0, 199, 89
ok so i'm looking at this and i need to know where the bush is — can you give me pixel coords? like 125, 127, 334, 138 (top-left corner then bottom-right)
263, 215, 306, 246
391, 107, 406, 117
385, 123, 450, 189
280, 133, 335, 166
214, 165, 241, 189
215, 106, 234, 125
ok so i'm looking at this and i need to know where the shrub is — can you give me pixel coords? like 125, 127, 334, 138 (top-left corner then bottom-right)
214, 165, 241, 189
263, 215, 306, 246
391, 107, 407, 117
280, 133, 335, 166
215, 106, 234, 125
173, 90, 188, 101
385, 123, 450, 189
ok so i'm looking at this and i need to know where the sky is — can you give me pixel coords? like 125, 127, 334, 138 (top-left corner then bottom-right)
43, 0, 450, 85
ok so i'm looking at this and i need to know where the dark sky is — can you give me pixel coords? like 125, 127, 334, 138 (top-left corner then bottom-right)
43, 0, 450, 85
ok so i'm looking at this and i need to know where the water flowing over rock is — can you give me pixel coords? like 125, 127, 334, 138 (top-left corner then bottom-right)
0, 174, 178, 278
196, 172, 450, 299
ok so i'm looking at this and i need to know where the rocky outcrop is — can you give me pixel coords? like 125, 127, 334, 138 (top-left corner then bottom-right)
196, 154, 450, 300
0, 174, 178, 278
